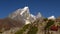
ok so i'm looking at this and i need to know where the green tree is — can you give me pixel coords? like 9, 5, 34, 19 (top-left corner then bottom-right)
15, 24, 30, 34
27, 26, 38, 34
58, 22, 60, 25
44, 18, 48, 21
44, 20, 54, 34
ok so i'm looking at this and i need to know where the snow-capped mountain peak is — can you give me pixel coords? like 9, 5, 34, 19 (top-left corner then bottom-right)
30, 14, 36, 20
8, 6, 39, 24
48, 16, 55, 20
20, 7, 29, 15
36, 12, 42, 18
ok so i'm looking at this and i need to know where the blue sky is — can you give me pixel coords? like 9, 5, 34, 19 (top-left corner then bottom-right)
0, 0, 60, 18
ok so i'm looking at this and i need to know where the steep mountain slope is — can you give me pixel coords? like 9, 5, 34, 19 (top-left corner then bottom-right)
0, 18, 24, 31
15, 18, 45, 34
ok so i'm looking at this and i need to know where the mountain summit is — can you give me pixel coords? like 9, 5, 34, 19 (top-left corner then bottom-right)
48, 16, 56, 20
8, 7, 42, 24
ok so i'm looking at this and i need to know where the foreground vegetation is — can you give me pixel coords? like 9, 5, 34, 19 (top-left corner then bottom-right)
15, 18, 60, 34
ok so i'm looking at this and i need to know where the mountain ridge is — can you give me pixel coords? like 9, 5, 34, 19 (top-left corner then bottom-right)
8, 6, 42, 24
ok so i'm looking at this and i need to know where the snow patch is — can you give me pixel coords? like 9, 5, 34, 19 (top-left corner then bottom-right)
48, 16, 55, 20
